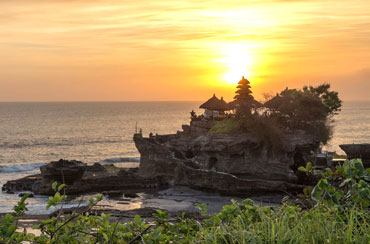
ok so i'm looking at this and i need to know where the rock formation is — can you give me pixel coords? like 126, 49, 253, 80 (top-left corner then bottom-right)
3, 161, 161, 195
134, 121, 321, 195
340, 144, 370, 168
40, 159, 87, 184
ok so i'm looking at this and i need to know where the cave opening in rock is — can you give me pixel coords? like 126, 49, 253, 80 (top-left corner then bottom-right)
185, 150, 195, 159
208, 157, 218, 170
291, 152, 304, 173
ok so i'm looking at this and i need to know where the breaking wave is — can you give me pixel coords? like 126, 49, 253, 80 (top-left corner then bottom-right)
0, 139, 127, 149
0, 163, 45, 173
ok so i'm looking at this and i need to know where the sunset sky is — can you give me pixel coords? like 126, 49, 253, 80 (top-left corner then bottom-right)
1, 0, 369, 102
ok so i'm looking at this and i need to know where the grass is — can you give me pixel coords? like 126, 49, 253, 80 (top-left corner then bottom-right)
209, 118, 240, 134
196, 203, 370, 243
103, 164, 121, 173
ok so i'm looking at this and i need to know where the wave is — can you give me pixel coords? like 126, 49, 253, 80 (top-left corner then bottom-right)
100, 157, 140, 164
0, 163, 45, 173
0, 139, 129, 149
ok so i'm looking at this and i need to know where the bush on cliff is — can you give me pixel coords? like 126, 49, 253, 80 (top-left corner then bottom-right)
210, 83, 341, 147
1, 159, 369, 243
209, 118, 240, 134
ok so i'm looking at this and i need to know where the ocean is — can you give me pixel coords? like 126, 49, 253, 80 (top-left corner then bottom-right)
0, 101, 369, 213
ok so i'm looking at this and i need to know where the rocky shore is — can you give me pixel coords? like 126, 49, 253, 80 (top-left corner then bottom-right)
2, 117, 369, 226
2, 120, 328, 198
3, 159, 162, 196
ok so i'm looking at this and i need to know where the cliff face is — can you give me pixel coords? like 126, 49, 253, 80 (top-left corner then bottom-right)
134, 124, 320, 195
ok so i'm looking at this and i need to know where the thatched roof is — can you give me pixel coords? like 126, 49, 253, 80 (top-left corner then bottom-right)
263, 95, 284, 110
227, 100, 238, 110
252, 99, 263, 108
199, 94, 230, 111
228, 99, 263, 110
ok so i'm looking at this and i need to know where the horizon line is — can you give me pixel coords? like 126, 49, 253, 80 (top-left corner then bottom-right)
0, 100, 204, 103
0, 99, 369, 103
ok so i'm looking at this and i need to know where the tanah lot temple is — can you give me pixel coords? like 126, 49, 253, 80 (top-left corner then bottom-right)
199, 94, 231, 119
197, 76, 262, 119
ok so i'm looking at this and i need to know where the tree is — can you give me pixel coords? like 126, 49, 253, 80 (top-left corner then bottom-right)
266, 84, 342, 145
278, 88, 327, 122
303, 83, 342, 116
234, 76, 255, 116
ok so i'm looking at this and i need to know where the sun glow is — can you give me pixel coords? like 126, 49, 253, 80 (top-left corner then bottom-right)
219, 44, 254, 85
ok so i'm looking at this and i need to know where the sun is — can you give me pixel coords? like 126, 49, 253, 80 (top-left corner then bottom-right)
218, 43, 253, 85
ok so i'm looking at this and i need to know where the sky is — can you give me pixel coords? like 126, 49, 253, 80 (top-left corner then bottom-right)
0, 0, 369, 102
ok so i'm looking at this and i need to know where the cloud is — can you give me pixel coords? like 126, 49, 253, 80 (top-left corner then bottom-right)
0, 0, 369, 101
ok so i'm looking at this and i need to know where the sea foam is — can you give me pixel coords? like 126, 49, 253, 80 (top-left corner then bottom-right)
0, 163, 45, 173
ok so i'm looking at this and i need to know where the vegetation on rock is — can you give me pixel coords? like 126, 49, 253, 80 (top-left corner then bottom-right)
212, 80, 342, 146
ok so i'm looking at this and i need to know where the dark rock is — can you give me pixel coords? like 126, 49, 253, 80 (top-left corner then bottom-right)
134, 129, 320, 195
40, 159, 87, 184
3, 169, 162, 196
2, 175, 41, 193
340, 144, 370, 167
19, 193, 34, 198
117, 201, 130, 205
103, 191, 123, 198
3, 161, 162, 196
124, 193, 139, 198
86, 163, 107, 172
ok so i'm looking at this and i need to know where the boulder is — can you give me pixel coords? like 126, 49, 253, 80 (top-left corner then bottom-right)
40, 159, 87, 184
86, 163, 107, 172
339, 144, 370, 167
124, 193, 139, 198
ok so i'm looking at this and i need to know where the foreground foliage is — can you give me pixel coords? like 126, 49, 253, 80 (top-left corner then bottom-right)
1, 159, 369, 243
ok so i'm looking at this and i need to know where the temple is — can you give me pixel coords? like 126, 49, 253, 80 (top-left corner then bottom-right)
199, 94, 231, 118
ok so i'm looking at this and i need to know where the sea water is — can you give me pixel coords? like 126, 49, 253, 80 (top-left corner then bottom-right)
0, 101, 369, 213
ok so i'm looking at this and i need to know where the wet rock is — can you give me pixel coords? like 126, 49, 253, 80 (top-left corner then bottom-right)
2, 175, 41, 193
40, 159, 87, 184
124, 193, 139, 198
86, 163, 107, 172
103, 191, 123, 198
3, 163, 161, 196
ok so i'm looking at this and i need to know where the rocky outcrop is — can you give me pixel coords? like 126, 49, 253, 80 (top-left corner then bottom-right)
40, 159, 87, 184
340, 144, 370, 167
134, 129, 320, 195
3, 162, 162, 195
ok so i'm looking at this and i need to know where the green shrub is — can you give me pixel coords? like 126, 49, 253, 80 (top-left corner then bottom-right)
240, 115, 285, 151
299, 159, 370, 208
209, 118, 240, 134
